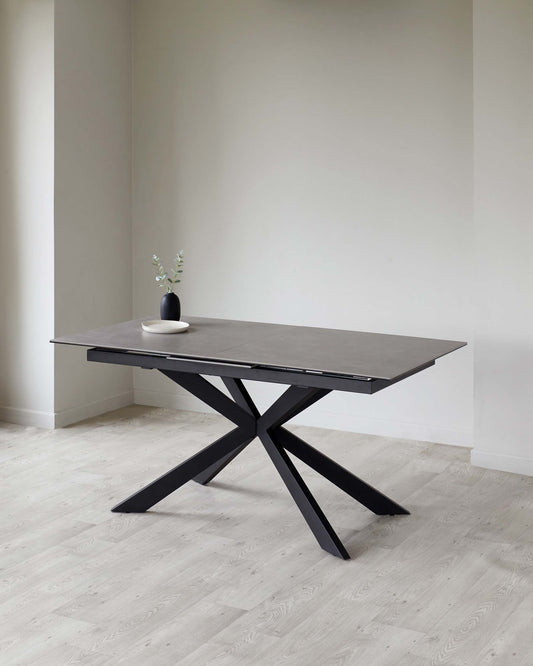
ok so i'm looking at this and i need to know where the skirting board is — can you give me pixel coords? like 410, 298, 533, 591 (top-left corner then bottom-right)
54, 390, 134, 428
0, 405, 56, 429
0, 390, 134, 429
471, 449, 533, 478
133, 388, 473, 448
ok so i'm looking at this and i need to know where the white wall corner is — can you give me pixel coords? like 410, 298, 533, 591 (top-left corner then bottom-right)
0, 405, 56, 429
54, 390, 134, 428
1, 391, 134, 429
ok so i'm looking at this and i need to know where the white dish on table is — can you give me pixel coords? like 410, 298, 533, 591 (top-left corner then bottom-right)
141, 320, 189, 334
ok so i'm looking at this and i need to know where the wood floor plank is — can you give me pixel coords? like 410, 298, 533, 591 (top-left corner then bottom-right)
1, 406, 532, 665
115, 596, 245, 665
475, 591, 533, 665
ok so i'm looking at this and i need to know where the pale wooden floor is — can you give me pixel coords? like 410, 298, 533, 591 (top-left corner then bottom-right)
1, 406, 532, 665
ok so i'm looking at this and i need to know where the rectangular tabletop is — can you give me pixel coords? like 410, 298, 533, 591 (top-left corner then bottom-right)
52, 317, 466, 382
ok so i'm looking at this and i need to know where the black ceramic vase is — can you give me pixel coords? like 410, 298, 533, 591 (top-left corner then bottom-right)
160, 292, 181, 321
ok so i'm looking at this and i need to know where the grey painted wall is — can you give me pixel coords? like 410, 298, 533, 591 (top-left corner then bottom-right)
4, 1, 532, 477
54, 0, 133, 425
132, 0, 474, 445
472, 0, 533, 474
0, 0, 55, 426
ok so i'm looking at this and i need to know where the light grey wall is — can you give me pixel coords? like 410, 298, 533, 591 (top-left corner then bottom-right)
472, 0, 533, 474
132, 0, 473, 445
0, 0, 55, 427
54, 0, 133, 425
3, 1, 531, 476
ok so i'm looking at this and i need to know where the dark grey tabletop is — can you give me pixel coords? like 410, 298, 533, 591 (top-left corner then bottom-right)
52, 316, 466, 382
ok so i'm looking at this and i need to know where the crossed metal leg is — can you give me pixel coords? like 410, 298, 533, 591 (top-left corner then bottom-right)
112, 371, 409, 559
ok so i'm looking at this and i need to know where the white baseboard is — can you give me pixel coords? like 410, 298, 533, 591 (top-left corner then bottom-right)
54, 390, 134, 428
134, 388, 473, 447
1, 387, 473, 449
292, 409, 473, 447
471, 449, 533, 477
0, 391, 134, 430
0, 405, 56, 429
134, 388, 205, 412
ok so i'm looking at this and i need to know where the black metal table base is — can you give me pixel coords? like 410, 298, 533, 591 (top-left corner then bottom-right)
112, 371, 409, 559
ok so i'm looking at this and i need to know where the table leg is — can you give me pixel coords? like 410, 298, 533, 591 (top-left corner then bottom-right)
258, 428, 350, 560
193, 437, 254, 485
192, 377, 258, 485
275, 427, 409, 515
109, 372, 410, 559
111, 426, 252, 513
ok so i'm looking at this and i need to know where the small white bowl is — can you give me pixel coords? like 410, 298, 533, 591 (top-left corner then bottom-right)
141, 320, 190, 334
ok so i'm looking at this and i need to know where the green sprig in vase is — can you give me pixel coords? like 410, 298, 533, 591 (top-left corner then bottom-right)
152, 251, 184, 321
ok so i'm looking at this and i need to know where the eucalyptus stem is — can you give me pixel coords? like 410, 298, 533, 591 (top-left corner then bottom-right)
152, 251, 184, 293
